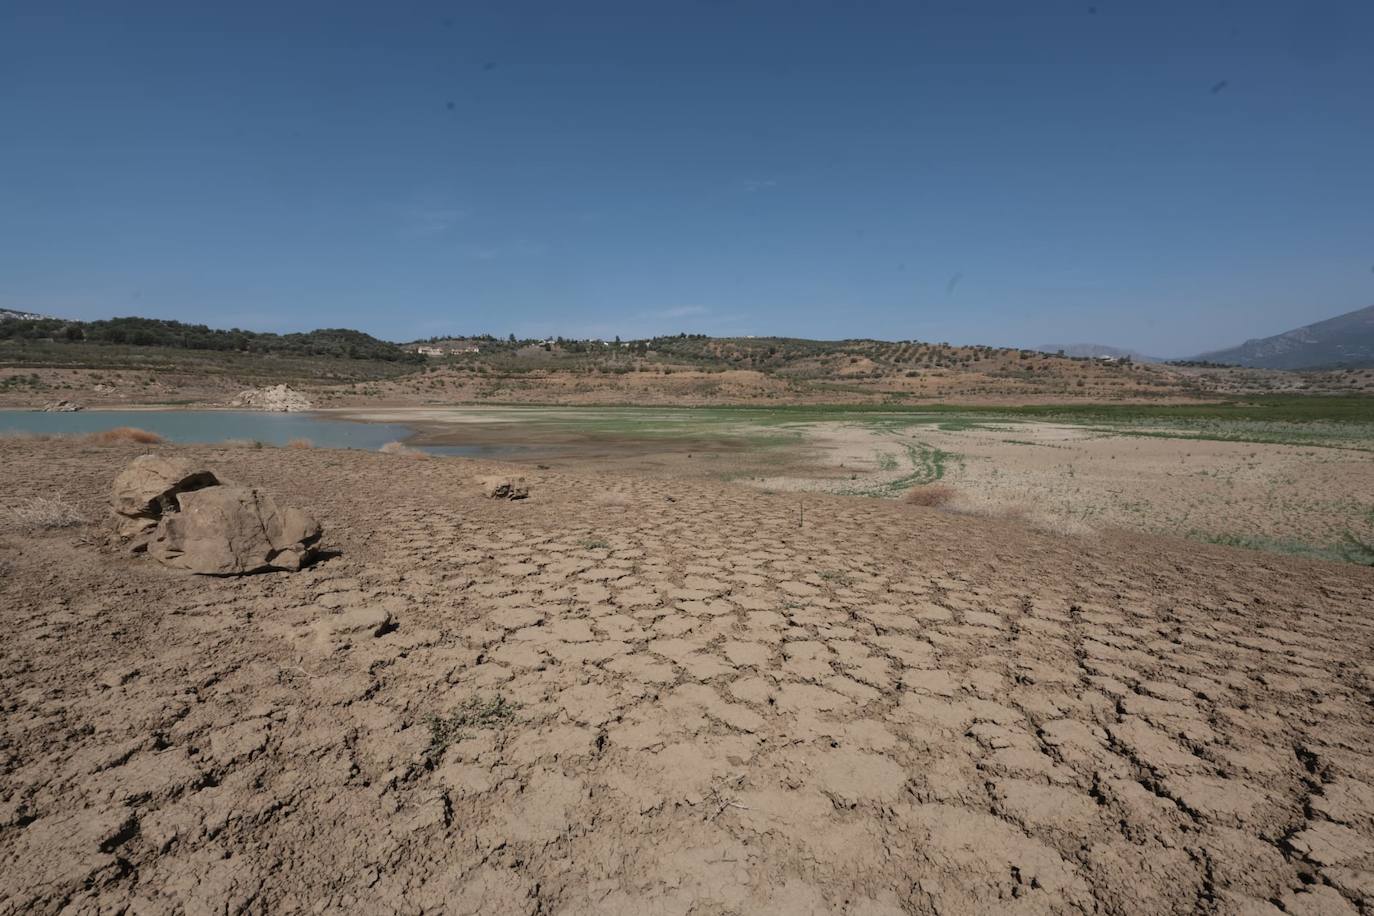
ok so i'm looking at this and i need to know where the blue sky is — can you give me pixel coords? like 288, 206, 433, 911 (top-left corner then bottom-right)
2, 1, 1371, 355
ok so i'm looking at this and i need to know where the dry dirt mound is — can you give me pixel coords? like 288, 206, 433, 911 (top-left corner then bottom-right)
1, 440, 1373, 915
228, 384, 313, 412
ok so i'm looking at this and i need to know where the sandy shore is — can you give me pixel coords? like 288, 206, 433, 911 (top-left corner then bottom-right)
2, 438, 1373, 914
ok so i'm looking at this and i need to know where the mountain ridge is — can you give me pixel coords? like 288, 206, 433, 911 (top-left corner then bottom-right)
1193, 304, 1374, 369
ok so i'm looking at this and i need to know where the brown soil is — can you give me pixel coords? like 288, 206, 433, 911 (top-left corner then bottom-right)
2, 358, 1370, 411
2, 439, 1373, 914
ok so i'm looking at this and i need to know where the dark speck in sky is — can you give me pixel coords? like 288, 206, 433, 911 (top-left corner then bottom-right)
483, 61, 497, 71
946, 273, 964, 297
1211, 80, 1229, 94
445, 100, 455, 111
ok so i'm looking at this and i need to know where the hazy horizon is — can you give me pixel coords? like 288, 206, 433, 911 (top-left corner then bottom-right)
3, 1, 1372, 356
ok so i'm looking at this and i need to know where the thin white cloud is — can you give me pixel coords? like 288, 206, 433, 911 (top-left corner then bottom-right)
398, 199, 470, 237
458, 240, 546, 261
652, 305, 709, 319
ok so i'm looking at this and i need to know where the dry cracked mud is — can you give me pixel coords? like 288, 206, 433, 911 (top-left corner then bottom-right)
2, 438, 1373, 915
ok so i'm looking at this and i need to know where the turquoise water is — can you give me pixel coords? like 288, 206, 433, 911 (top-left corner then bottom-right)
0, 409, 429, 451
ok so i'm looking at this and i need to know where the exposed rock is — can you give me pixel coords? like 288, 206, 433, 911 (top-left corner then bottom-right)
110, 455, 321, 574
479, 476, 529, 500
148, 485, 321, 575
314, 606, 394, 648
111, 455, 219, 520
40, 400, 83, 412
228, 384, 313, 412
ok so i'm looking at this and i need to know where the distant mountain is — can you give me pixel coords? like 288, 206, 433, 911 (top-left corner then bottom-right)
1192, 304, 1374, 370
0, 307, 52, 321
1036, 343, 1161, 362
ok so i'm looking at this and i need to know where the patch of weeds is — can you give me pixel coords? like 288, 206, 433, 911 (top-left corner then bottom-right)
1188, 530, 1369, 565
581, 538, 611, 550
426, 693, 518, 759
7, 495, 88, 532
1340, 532, 1374, 566
818, 569, 852, 587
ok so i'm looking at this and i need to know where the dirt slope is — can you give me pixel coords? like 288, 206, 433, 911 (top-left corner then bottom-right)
2, 441, 1373, 915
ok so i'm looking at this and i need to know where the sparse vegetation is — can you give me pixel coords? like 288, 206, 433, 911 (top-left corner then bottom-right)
904, 484, 957, 508
7, 495, 88, 532
425, 693, 518, 759
84, 427, 164, 445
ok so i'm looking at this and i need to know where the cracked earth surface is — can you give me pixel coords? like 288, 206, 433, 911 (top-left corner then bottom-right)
2, 440, 1373, 915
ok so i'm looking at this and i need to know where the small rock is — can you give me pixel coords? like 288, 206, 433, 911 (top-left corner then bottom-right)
98, 667, 139, 689
478, 476, 528, 500
322, 606, 393, 638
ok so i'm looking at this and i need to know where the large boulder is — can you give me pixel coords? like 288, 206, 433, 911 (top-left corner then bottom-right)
147, 485, 322, 575
110, 455, 322, 574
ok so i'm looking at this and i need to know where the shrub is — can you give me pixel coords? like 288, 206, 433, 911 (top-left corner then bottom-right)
904, 484, 956, 508
84, 427, 164, 445
286, 438, 313, 449
8, 495, 88, 532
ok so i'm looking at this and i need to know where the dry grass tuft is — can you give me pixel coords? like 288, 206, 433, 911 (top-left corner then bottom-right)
84, 427, 164, 445
903, 484, 956, 507
287, 438, 314, 449
7, 495, 88, 532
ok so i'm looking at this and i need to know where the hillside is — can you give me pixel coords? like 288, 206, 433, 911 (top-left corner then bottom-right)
1036, 343, 1161, 362
1193, 304, 1374, 369
0, 315, 421, 363
4, 319, 1373, 408
0, 308, 51, 321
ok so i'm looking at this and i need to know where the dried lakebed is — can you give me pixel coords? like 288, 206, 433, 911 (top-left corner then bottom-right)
1, 439, 1372, 914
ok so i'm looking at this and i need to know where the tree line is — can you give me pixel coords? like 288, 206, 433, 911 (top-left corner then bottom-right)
0, 316, 423, 363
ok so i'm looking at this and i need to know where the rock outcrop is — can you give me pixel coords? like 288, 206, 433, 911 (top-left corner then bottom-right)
110, 454, 321, 574
228, 385, 312, 412
40, 400, 82, 412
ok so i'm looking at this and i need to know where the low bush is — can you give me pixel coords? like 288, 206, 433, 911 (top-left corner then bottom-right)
84, 427, 164, 445
904, 484, 956, 507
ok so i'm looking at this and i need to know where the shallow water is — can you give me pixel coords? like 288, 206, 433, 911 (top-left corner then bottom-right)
0, 409, 444, 451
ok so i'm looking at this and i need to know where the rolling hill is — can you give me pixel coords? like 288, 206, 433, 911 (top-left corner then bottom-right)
1193, 304, 1374, 370
1036, 343, 1162, 362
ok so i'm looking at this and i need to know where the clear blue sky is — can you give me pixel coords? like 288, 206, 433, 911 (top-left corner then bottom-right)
2, 1, 1371, 355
